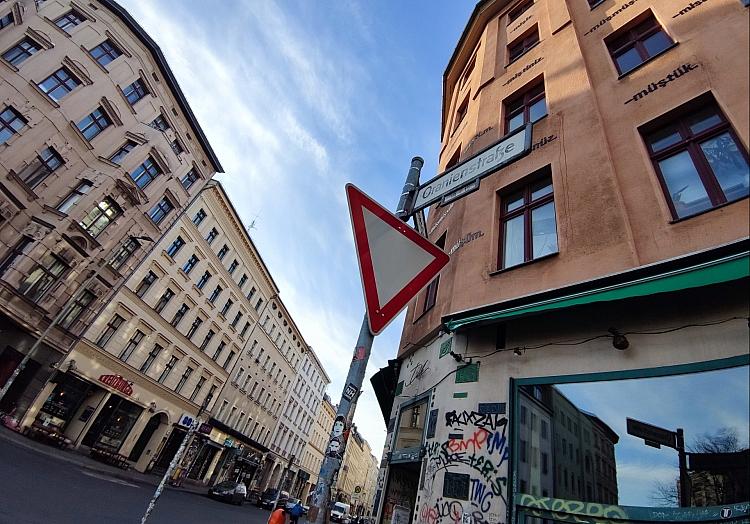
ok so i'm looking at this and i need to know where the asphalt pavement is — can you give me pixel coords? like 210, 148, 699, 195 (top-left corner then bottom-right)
0, 434, 270, 524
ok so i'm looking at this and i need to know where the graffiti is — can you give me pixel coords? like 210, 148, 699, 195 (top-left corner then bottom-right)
419, 499, 495, 524
407, 360, 430, 387
326, 415, 347, 458
470, 478, 493, 512
516, 494, 628, 522
445, 410, 507, 431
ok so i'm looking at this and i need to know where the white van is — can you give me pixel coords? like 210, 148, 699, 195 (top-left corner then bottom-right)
331, 502, 351, 523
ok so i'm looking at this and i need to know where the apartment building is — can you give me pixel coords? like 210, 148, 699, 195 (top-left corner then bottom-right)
305, 394, 336, 504
372, 1, 748, 523
0, 0, 221, 420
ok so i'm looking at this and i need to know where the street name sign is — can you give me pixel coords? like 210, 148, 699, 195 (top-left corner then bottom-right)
346, 184, 450, 335
412, 124, 532, 212
626, 417, 677, 449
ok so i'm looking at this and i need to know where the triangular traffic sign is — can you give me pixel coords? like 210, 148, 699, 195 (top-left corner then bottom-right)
346, 184, 450, 335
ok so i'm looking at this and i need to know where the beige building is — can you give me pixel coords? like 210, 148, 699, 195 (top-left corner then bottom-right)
373, 1, 748, 524
305, 393, 336, 503
337, 424, 377, 516
0, 0, 221, 422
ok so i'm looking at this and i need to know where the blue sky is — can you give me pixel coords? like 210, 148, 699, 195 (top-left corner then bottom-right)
119, 0, 477, 455
559, 365, 750, 506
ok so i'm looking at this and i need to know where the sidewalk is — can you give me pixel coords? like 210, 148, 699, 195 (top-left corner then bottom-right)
0, 424, 207, 495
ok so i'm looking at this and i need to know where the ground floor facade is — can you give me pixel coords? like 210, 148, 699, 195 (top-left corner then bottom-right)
373, 244, 750, 524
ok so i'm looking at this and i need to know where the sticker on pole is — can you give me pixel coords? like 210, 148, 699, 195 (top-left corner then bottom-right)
346, 184, 450, 335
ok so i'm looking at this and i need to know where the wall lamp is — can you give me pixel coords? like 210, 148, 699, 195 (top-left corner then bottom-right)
449, 351, 463, 362
608, 328, 629, 350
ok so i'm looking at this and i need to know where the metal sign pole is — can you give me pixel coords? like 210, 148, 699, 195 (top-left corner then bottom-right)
308, 157, 423, 524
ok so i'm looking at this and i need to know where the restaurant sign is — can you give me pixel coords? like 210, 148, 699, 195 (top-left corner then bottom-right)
98, 374, 133, 396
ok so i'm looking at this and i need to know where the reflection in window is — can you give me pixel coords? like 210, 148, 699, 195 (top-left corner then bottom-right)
394, 399, 428, 451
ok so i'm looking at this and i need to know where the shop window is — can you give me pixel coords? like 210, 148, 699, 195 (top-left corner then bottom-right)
605, 13, 674, 76
504, 80, 546, 133
508, 26, 540, 65
498, 167, 557, 269
641, 96, 749, 219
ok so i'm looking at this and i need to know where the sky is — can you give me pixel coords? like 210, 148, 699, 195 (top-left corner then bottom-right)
118, 0, 478, 457
558, 365, 750, 507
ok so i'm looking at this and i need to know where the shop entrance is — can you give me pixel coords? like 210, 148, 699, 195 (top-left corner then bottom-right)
187, 439, 221, 480
81, 395, 143, 450
128, 413, 165, 462
0, 346, 41, 413
153, 426, 187, 473
380, 462, 420, 524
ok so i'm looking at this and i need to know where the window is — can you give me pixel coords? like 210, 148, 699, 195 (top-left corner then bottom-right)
182, 254, 199, 275
171, 139, 185, 156
541, 419, 548, 439
109, 140, 137, 164
520, 405, 527, 425
240, 321, 251, 338
508, 0, 533, 23
205, 228, 218, 245
123, 79, 148, 105
223, 350, 236, 370
190, 376, 206, 402
0, 106, 26, 144
642, 98, 749, 219
154, 288, 175, 313
76, 108, 111, 140
423, 233, 446, 312
508, 27, 539, 64
149, 197, 174, 225
228, 259, 239, 275
0, 236, 33, 278
520, 439, 528, 463
606, 14, 674, 75
453, 96, 469, 132
59, 290, 95, 330
220, 298, 233, 317
255, 298, 263, 311
121, 330, 146, 362
247, 286, 256, 301
200, 329, 215, 350
3, 38, 40, 67
109, 237, 140, 270
217, 244, 229, 260
166, 236, 185, 258
231, 311, 243, 328
0, 12, 14, 30
499, 171, 557, 268
238, 274, 248, 288
150, 114, 170, 131
504, 82, 546, 133
459, 54, 476, 90
193, 208, 207, 225
96, 314, 125, 347
196, 270, 211, 290
175, 366, 193, 394
181, 169, 199, 190
135, 271, 157, 298
56, 181, 92, 214
158, 355, 178, 383
79, 197, 121, 237
129, 157, 162, 189
186, 316, 203, 339
89, 40, 122, 67
38, 67, 80, 101
213, 341, 226, 360
170, 303, 190, 327
54, 10, 85, 32
21, 147, 64, 189
208, 285, 222, 304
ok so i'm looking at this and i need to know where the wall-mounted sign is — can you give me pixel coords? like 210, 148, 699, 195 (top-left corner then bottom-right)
584, 0, 641, 36
413, 125, 532, 212
198, 423, 212, 434
502, 57, 544, 87
343, 383, 358, 402
624, 63, 699, 105
531, 134, 557, 151
440, 179, 480, 207
98, 374, 133, 396
448, 231, 484, 255
178, 413, 195, 428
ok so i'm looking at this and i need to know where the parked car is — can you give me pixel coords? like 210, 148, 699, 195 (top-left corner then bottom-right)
208, 481, 247, 505
259, 488, 289, 509
331, 502, 351, 523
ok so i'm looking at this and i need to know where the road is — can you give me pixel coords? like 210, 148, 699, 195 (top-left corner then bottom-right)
0, 435, 269, 524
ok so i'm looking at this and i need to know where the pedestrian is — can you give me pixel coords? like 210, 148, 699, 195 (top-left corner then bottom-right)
289, 500, 304, 524
269, 505, 287, 524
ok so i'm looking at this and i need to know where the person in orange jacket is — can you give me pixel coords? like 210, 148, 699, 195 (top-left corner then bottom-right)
269, 505, 287, 524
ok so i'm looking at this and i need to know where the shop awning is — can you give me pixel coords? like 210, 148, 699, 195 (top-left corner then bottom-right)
444, 242, 749, 332
208, 417, 269, 453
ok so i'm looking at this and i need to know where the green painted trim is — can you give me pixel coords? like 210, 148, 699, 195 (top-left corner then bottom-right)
446, 253, 749, 331
453, 392, 468, 398
514, 354, 750, 386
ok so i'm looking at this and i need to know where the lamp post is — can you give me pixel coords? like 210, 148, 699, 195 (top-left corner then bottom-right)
0, 235, 153, 407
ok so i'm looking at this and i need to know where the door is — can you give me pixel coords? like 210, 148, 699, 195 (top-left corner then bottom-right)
81, 396, 121, 447
128, 413, 163, 462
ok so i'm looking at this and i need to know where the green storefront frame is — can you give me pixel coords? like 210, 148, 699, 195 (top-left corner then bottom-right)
507, 354, 750, 524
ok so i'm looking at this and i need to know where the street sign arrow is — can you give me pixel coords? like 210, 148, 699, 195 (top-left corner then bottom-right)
346, 184, 450, 335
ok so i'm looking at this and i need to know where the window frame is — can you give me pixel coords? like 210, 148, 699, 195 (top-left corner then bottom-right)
497, 168, 558, 270
508, 0, 533, 23
76, 107, 111, 141
54, 10, 86, 32
21, 147, 64, 189
508, 27, 540, 65
0, 12, 14, 30
149, 197, 174, 225
120, 330, 146, 362
181, 169, 199, 190
96, 314, 125, 348
18, 253, 69, 302
641, 98, 750, 220
129, 156, 163, 189
109, 237, 140, 270
108, 140, 137, 164
78, 196, 122, 238
2, 38, 40, 67
605, 14, 675, 76
56, 180, 92, 214
122, 78, 148, 106
504, 81, 547, 134
37, 67, 81, 102
88, 39, 122, 68
0, 106, 27, 144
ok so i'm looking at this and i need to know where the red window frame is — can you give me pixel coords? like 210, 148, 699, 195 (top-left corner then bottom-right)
605, 14, 673, 75
497, 168, 556, 269
504, 81, 546, 133
641, 98, 749, 220
508, 27, 540, 64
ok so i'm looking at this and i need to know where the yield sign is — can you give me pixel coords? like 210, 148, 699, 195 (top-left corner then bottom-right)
346, 184, 450, 335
